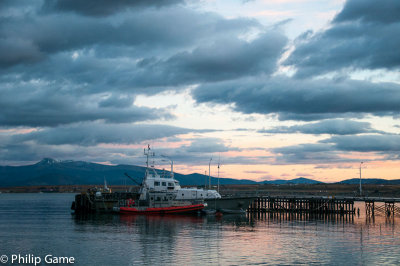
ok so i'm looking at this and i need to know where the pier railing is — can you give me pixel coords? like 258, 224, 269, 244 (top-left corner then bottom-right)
247, 196, 355, 214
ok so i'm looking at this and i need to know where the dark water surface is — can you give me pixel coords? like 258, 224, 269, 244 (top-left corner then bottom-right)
0, 193, 399, 265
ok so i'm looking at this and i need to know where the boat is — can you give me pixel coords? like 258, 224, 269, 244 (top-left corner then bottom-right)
204, 196, 255, 214
113, 145, 219, 215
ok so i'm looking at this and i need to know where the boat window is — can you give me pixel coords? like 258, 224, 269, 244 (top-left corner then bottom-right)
154, 181, 160, 186
162, 182, 166, 186
168, 182, 173, 186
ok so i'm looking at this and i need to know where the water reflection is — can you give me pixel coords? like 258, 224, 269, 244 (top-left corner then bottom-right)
2, 194, 400, 265
250, 212, 355, 224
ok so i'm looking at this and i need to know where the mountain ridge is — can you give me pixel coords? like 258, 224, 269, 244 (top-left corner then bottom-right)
1, 158, 399, 187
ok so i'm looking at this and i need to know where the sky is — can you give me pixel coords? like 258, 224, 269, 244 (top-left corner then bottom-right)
1, 0, 400, 182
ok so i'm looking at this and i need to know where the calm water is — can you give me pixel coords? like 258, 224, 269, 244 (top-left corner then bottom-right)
0, 194, 399, 265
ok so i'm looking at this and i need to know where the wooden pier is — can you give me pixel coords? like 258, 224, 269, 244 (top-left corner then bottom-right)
364, 199, 400, 217
72, 191, 400, 218
246, 196, 400, 217
247, 196, 355, 214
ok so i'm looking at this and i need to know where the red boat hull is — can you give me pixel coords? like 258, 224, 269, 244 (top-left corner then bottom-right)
119, 204, 205, 215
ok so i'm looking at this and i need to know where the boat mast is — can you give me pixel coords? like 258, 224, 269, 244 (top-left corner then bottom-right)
144, 144, 153, 181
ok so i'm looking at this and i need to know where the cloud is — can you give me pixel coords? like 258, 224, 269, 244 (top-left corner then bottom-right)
147, 31, 288, 83
296, 173, 313, 177
285, 0, 400, 77
334, 0, 400, 24
322, 134, 400, 152
11, 123, 194, 146
244, 170, 269, 174
0, 82, 171, 127
260, 119, 382, 135
0, 7, 260, 68
98, 94, 134, 108
183, 138, 240, 153
272, 143, 340, 164
43, 0, 184, 17
271, 134, 400, 164
193, 76, 400, 120
0, 38, 43, 67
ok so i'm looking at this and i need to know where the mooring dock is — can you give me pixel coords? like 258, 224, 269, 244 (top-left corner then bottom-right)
247, 196, 400, 217
72, 191, 400, 218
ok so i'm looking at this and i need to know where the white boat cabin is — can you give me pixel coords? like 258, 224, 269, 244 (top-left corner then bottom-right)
140, 147, 221, 201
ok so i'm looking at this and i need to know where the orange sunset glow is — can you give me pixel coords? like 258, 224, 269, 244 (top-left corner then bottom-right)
1, 0, 399, 183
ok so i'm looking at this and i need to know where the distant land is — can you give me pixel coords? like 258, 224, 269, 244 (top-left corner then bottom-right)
1, 158, 399, 187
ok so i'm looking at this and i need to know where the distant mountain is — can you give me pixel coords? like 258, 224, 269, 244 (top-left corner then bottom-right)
337, 178, 400, 185
2, 159, 398, 187
262, 177, 323, 185
0, 158, 257, 187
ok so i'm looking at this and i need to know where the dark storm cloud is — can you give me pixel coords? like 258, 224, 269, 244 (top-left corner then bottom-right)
193, 76, 400, 120
12, 123, 193, 146
98, 94, 134, 108
160, 31, 287, 82
43, 0, 184, 17
0, 1, 270, 132
0, 8, 259, 68
271, 134, 400, 164
260, 119, 382, 135
334, 0, 400, 24
131, 31, 287, 85
272, 143, 342, 164
0, 83, 171, 127
322, 135, 400, 152
285, 0, 400, 77
0, 38, 43, 67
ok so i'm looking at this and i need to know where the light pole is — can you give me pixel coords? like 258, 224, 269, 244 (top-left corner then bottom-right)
359, 162, 363, 196
217, 161, 220, 193
209, 157, 212, 189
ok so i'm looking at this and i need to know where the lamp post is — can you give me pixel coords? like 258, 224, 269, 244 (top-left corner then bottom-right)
359, 162, 363, 196
217, 161, 220, 193
209, 157, 212, 189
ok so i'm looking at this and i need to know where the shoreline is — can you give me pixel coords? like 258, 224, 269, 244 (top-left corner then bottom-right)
1, 184, 400, 198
